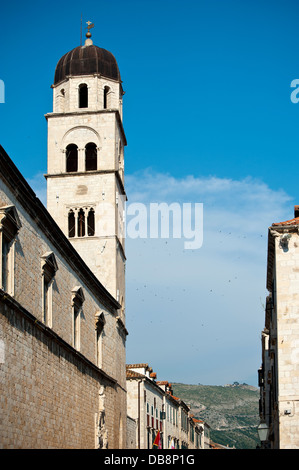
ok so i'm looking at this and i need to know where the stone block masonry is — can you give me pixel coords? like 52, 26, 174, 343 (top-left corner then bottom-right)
1, 298, 103, 448
0, 145, 127, 449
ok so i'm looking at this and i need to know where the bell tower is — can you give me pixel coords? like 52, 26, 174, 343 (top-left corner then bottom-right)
45, 25, 126, 319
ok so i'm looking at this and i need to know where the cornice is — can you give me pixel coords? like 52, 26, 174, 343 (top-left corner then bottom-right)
45, 109, 127, 146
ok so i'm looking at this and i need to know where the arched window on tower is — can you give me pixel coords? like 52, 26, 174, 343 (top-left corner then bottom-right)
66, 144, 78, 172
78, 209, 85, 237
103, 86, 110, 109
68, 210, 75, 238
85, 142, 97, 171
79, 83, 88, 108
58, 88, 65, 112
118, 140, 123, 163
87, 208, 95, 236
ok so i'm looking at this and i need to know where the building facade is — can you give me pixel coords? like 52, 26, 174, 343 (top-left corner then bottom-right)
0, 28, 127, 449
258, 206, 299, 449
126, 364, 205, 449
126, 364, 165, 449
157, 381, 191, 449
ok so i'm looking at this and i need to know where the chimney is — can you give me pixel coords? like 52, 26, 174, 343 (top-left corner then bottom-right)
295, 206, 299, 218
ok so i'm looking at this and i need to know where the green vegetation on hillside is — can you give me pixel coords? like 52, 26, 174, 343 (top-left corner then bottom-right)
172, 382, 260, 450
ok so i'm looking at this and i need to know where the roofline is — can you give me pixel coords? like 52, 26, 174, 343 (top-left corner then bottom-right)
126, 363, 151, 370
126, 371, 165, 396
51, 73, 123, 88
45, 109, 127, 146
45, 169, 127, 199
0, 145, 121, 312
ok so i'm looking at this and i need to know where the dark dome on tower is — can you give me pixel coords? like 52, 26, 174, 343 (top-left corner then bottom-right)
54, 44, 121, 85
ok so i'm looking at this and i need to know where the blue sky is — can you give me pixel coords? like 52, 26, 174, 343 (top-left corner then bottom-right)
1, 0, 299, 386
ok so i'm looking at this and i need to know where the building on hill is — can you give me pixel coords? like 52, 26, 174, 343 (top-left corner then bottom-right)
157, 381, 189, 449
126, 364, 206, 449
258, 206, 299, 449
194, 419, 212, 449
126, 364, 165, 449
0, 26, 127, 449
188, 415, 203, 449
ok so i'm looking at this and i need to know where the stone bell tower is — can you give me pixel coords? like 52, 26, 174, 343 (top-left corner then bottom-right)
45, 25, 126, 319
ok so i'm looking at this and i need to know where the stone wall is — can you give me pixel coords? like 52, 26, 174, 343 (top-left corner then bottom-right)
0, 146, 127, 449
126, 416, 137, 449
272, 229, 299, 448
0, 298, 112, 448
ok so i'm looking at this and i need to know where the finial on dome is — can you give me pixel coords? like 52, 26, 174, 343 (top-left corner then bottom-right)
85, 21, 94, 46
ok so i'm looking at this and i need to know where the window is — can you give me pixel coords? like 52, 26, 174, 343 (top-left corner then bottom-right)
66, 144, 78, 172
79, 83, 88, 108
103, 86, 110, 109
68, 210, 75, 238
78, 209, 85, 237
43, 276, 50, 324
41, 252, 58, 327
74, 304, 80, 349
0, 205, 22, 295
2, 235, 10, 292
118, 139, 123, 164
119, 295, 125, 321
58, 88, 65, 112
67, 207, 95, 238
72, 286, 85, 350
85, 142, 97, 171
87, 208, 95, 236
95, 312, 105, 367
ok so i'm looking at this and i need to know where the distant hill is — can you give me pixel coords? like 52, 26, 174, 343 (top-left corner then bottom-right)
172, 382, 260, 449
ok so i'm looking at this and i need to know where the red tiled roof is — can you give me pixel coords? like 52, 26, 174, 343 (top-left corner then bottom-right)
170, 394, 180, 400
272, 217, 299, 226
126, 363, 148, 369
126, 370, 145, 379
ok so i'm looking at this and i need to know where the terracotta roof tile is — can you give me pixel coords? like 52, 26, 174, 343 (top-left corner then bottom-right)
272, 216, 299, 226
170, 394, 180, 401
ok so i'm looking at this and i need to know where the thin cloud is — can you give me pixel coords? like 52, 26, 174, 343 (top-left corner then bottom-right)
125, 170, 293, 385
27, 168, 294, 385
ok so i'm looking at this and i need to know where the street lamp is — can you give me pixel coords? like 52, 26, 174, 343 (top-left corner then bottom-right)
257, 422, 269, 442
